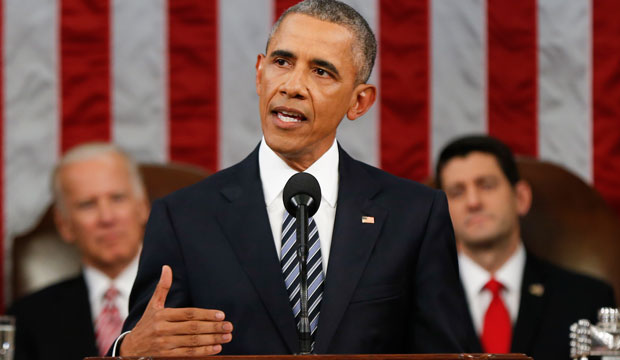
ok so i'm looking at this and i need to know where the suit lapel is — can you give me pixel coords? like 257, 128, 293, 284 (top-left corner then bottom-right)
216, 148, 299, 353
314, 148, 387, 353
75, 275, 99, 354
511, 253, 546, 353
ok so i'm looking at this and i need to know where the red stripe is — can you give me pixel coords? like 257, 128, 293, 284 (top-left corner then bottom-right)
168, 0, 219, 172
0, 0, 4, 312
275, 0, 300, 21
592, 0, 620, 216
60, 0, 111, 153
379, 0, 430, 181
486, 0, 537, 157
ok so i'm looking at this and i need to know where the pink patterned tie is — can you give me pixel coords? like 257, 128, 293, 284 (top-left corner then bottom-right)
95, 286, 123, 356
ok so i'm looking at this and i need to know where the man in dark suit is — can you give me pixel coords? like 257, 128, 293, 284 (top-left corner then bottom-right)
8, 143, 149, 360
115, 0, 474, 357
435, 135, 616, 360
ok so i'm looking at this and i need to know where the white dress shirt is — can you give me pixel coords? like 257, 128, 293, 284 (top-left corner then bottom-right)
83, 254, 139, 323
458, 243, 526, 335
259, 138, 339, 271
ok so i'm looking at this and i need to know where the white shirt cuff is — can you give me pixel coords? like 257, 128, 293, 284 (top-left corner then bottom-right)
111, 330, 132, 356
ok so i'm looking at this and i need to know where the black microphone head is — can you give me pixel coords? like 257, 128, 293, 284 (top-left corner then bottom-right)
283, 172, 322, 217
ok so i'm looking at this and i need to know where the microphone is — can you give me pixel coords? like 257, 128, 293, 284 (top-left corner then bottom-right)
283, 173, 321, 355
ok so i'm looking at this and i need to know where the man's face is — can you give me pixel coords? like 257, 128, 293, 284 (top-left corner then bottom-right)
55, 152, 148, 275
256, 13, 375, 170
440, 152, 529, 250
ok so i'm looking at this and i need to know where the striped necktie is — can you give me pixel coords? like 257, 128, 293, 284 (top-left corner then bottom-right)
95, 286, 124, 356
280, 212, 325, 351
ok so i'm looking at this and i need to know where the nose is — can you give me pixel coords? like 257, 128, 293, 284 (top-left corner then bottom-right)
97, 200, 115, 225
464, 187, 483, 211
279, 67, 308, 100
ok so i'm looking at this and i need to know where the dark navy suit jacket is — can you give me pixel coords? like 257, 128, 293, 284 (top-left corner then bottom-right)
123, 145, 476, 354
8, 275, 99, 360
466, 253, 616, 360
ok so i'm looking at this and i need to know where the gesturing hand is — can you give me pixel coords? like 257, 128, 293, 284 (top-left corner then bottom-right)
119, 265, 233, 356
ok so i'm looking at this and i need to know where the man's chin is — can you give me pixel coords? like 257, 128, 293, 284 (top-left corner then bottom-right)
460, 233, 503, 250
264, 135, 304, 157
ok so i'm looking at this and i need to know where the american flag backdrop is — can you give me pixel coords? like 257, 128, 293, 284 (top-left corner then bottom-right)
1, 0, 620, 307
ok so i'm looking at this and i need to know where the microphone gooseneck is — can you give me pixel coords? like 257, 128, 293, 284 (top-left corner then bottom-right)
283, 172, 321, 355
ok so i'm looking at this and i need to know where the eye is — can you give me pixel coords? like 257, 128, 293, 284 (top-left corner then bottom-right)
274, 58, 289, 67
314, 68, 331, 78
77, 200, 96, 209
111, 193, 127, 202
479, 178, 498, 190
446, 187, 464, 199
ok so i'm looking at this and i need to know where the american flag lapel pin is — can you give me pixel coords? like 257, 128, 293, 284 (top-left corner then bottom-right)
361, 216, 375, 224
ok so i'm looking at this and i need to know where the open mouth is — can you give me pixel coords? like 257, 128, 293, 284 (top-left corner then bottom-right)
272, 109, 307, 123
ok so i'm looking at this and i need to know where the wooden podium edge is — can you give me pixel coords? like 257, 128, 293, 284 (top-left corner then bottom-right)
86, 353, 532, 360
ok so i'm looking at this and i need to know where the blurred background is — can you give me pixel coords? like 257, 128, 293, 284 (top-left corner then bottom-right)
1, 0, 619, 308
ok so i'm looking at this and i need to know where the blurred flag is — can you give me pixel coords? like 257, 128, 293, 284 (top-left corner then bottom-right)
1, 0, 619, 306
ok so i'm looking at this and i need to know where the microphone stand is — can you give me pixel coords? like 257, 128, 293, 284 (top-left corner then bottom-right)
293, 198, 312, 355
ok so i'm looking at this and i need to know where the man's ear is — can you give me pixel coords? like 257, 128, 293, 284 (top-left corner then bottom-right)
255, 54, 265, 96
347, 84, 377, 120
515, 180, 532, 216
54, 206, 75, 245
138, 196, 150, 226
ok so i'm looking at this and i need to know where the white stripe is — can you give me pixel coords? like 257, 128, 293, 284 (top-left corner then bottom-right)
4, 0, 60, 301
285, 264, 300, 287
282, 252, 297, 275
430, 0, 487, 166
218, 0, 272, 169
281, 233, 297, 264
289, 283, 300, 301
307, 273, 323, 299
308, 291, 322, 314
336, 0, 379, 167
537, 0, 592, 183
112, 0, 168, 163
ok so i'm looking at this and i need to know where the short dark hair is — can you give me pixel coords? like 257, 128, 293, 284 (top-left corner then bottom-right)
267, 0, 376, 85
435, 135, 520, 189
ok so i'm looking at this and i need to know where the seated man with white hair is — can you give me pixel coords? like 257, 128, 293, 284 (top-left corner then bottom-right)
8, 143, 149, 360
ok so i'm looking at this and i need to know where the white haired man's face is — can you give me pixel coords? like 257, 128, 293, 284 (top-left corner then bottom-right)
55, 151, 148, 276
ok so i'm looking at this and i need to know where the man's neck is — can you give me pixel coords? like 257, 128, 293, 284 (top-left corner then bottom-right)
85, 259, 131, 280
460, 235, 521, 274
269, 138, 336, 172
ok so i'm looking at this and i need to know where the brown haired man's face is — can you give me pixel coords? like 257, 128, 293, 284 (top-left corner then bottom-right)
440, 152, 522, 250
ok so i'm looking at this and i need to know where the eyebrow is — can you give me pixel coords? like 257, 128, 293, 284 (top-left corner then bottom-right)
269, 49, 295, 60
269, 49, 341, 79
311, 58, 340, 78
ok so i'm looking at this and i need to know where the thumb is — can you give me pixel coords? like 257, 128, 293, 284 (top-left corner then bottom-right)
146, 265, 173, 311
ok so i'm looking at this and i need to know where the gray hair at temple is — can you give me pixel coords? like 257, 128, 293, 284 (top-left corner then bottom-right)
52, 142, 146, 214
267, 0, 377, 85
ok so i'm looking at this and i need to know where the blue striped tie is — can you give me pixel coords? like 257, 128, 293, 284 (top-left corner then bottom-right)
280, 212, 324, 351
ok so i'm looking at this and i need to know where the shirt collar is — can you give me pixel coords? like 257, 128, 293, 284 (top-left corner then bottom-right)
458, 242, 526, 295
258, 137, 339, 209
495, 243, 525, 294
83, 254, 140, 302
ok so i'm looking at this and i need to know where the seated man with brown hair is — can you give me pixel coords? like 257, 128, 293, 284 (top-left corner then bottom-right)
436, 135, 616, 360
8, 143, 149, 360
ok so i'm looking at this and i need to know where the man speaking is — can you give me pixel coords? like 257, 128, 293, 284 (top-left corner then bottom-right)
115, 0, 473, 356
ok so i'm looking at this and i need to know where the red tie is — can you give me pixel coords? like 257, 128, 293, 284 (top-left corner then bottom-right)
95, 287, 123, 356
480, 278, 512, 353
